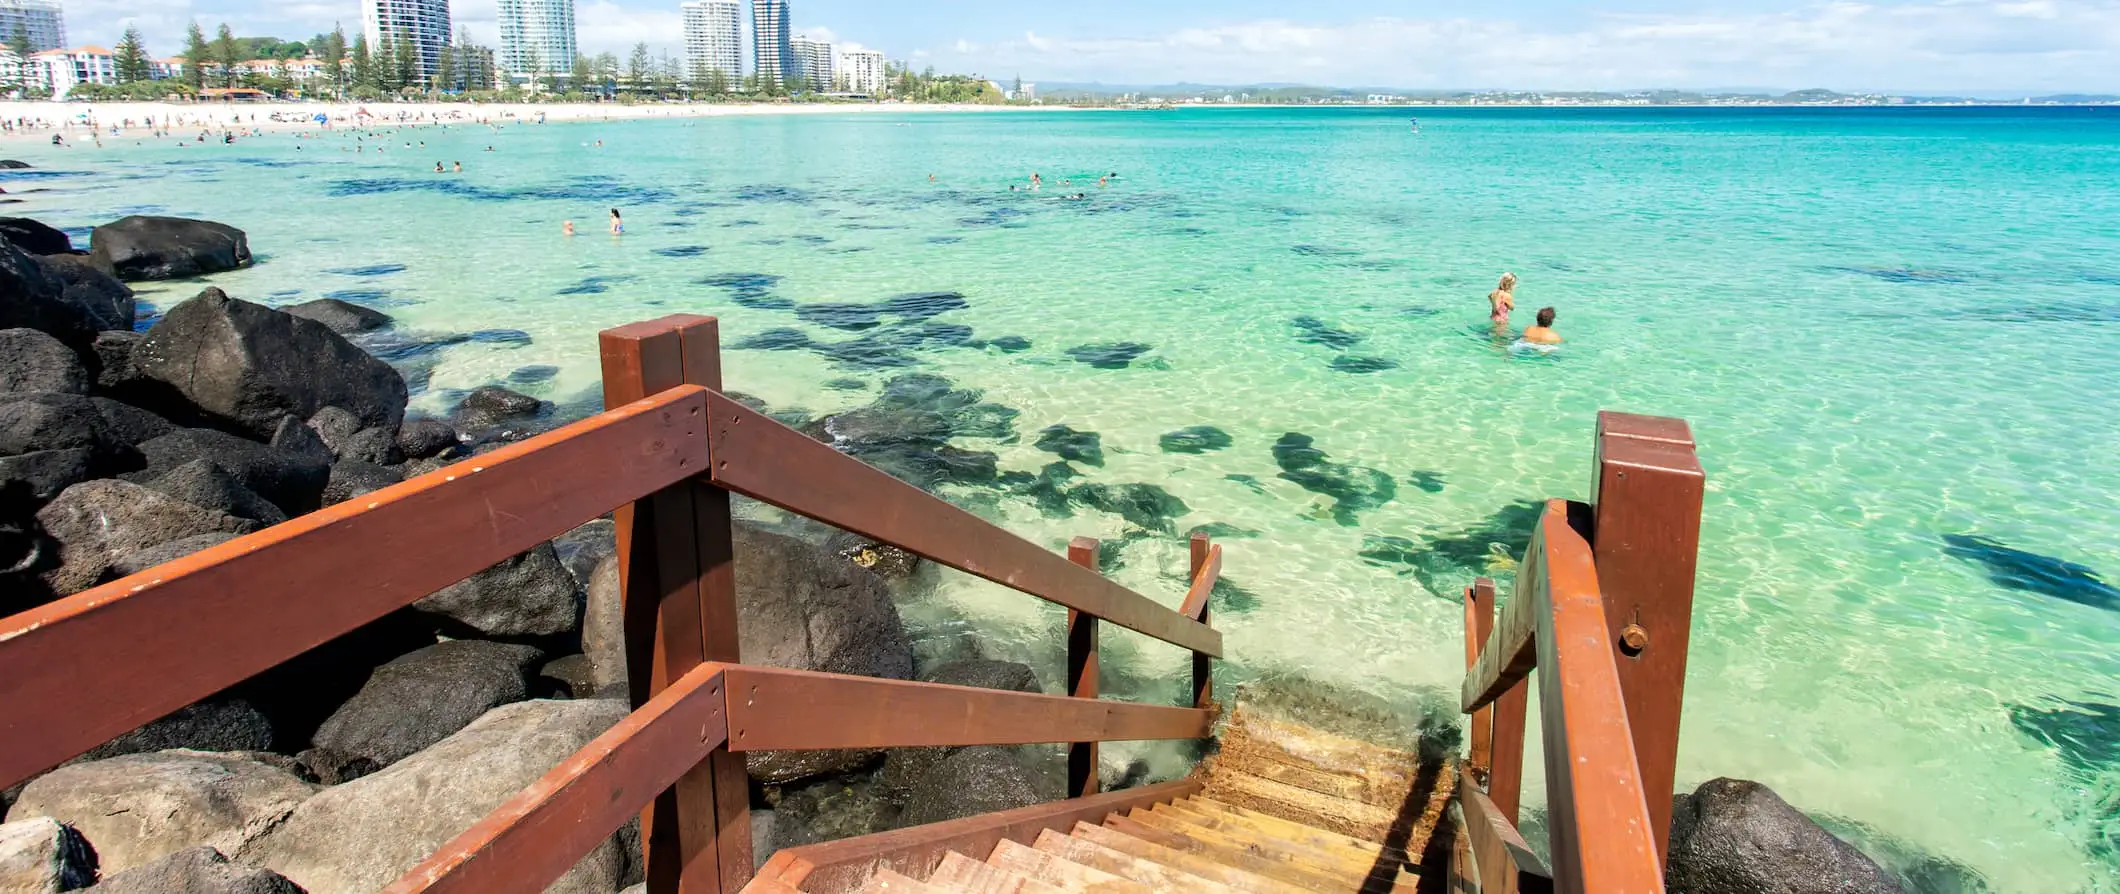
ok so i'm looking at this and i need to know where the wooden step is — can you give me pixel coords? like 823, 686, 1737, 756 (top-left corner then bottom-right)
1030, 829, 1238, 894
925, 851, 1068, 894
985, 839, 1151, 893
861, 867, 957, 893
1068, 821, 1307, 894
1115, 808, 1381, 892
1155, 801, 1384, 875
1171, 799, 1412, 870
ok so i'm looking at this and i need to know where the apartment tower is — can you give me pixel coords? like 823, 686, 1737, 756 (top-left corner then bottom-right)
498, 0, 576, 81
750, 0, 792, 87
362, 0, 453, 84
680, 0, 740, 83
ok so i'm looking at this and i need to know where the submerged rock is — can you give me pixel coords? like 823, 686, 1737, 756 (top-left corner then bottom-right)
1941, 533, 2119, 611
1329, 355, 1399, 374
450, 385, 549, 442
1068, 482, 1189, 533
881, 291, 969, 321
985, 335, 1032, 353
282, 297, 394, 335
1160, 425, 1232, 454
1292, 315, 1364, 350
88, 215, 252, 281
1063, 342, 1151, 369
1270, 432, 1396, 527
1034, 424, 1105, 466
796, 302, 885, 331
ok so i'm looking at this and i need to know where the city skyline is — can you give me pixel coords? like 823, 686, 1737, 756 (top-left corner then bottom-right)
43, 0, 2120, 93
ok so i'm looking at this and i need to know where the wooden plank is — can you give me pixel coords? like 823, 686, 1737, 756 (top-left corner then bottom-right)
1530, 500, 1665, 894
1591, 423, 1705, 864
1030, 829, 1238, 893
1463, 579, 1497, 782
1461, 521, 1547, 713
1104, 813, 1354, 892
765, 779, 1201, 893
1455, 766, 1553, 894
928, 851, 1066, 894
987, 839, 1151, 893
1154, 803, 1384, 884
699, 391, 1221, 657
1488, 677, 1530, 826
721, 666, 1214, 751
602, 315, 750, 894
860, 868, 955, 894
0, 385, 708, 790
1065, 537, 1100, 799
1068, 822, 1306, 894
384, 663, 730, 894
1185, 534, 1216, 711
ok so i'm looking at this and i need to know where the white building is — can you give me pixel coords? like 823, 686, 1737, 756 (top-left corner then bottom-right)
29, 45, 112, 96
679, 0, 739, 84
0, 0, 65, 54
836, 48, 884, 95
789, 35, 831, 91
362, 0, 453, 85
498, 0, 575, 82
751, 0, 792, 87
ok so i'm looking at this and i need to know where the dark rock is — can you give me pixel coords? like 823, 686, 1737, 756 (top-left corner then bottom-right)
36, 479, 258, 595
824, 530, 920, 580
823, 377, 868, 391
94, 845, 303, 894
805, 374, 1015, 492
0, 328, 88, 393
553, 518, 617, 590
131, 289, 407, 440
269, 414, 334, 466
0, 217, 73, 255
323, 459, 403, 505
1034, 424, 1105, 466
450, 385, 548, 440
1160, 425, 1232, 453
1001, 461, 1081, 519
1188, 521, 1261, 539
1666, 778, 1905, 894
1941, 533, 2119, 611
1330, 355, 1399, 373
1271, 432, 1396, 526
1407, 470, 1446, 493
91, 395, 173, 445
881, 291, 968, 320
986, 335, 1031, 353
766, 773, 900, 852
111, 531, 243, 577
90, 329, 143, 393
334, 427, 402, 466
137, 428, 330, 516
144, 459, 289, 525
12, 751, 315, 875
1068, 482, 1190, 534
311, 640, 547, 769
88, 215, 252, 281
304, 406, 361, 454
900, 746, 1060, 826
795, 302, 886, 331
295, 748, 379, 786
394, 417, 459, 460
0, 816, 98, 892
0, 240, 112, 341
0, 160, 26, 168
539, 653, 598, 698
506, 364, 559, 387
413, 542, 582, 638
734, 327, 814, 351
0, 392, 134, 475
282, 298, 393, 335
82, 696, 275, 762
1292, 315, 1364, 349
1064, 342, 1151, 369
0, 448, 91, 501
925, 658, 1040, 693
30, 252, 135, 335
1408, 500, 1545, 596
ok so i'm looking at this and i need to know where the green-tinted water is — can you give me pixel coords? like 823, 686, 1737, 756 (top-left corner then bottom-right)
13, 106, 2119, 890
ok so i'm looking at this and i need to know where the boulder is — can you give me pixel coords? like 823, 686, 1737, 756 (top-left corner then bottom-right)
824, 529, 921, 581
899, 746, 1059, 826
94, 846, 302, 894
246, 699, 630, 894
294, 748, 379, 786
1666, 778, 1906, 894
35, 479, 258, 595
268, 414, 334, 467
580, 555, 627, 694
0, 160, 27, 169
0, 448, 91, 502
0, 241, 92, 342
310, 640, 546, 769
413, 542, 581, 638
87, 215, 252, 281
552, 517, 616, 590
305, 405, 362, 454
0, 328, 88, 394
450, 385, 548, 441
0, 821, 96, 889
0, 391, 132, 472
394, 417, 459, 460
880, 660, 1041, 797
130, 289, 406, 440
0, 816, 97, 893
0, 217, 73, 255
281, 297, 393, 335
81, 696, 275, 762
323, 459, 403, 505
145, 459, 290, 526
136, 428, 329, 516
92, 395, 174, 445
337, 427, 403, 466
10, 750, 316, 875
90, 329, 143, 393
34, 254, 134, 332
539, 653, 599, 699
112, 531, 243, 576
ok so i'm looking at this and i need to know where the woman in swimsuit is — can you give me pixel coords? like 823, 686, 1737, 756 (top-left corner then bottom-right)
1487, 272, 1518, 325
609, 209, 624, 235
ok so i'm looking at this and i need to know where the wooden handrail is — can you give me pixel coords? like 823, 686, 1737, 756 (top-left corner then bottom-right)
1455, 765, 1552, 894
386, 662, 731, 894
1177, 542, 1222, 622
0, 385, 710, 789
699, 390, 1222, 658
1462, 515, 1548, 713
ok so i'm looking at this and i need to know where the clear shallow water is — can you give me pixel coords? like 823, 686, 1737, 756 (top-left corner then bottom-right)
11, 106, 2120, 890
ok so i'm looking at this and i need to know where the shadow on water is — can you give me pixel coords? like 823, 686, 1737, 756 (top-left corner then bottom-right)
1940, 534, 2119, 611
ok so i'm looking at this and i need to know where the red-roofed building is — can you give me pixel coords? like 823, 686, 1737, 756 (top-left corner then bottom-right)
29, 45, 114, 95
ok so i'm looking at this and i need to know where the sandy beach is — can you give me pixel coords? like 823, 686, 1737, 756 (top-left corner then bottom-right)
0, 99, 1035, 141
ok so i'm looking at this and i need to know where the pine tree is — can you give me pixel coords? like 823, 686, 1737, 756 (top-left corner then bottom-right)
569, 55, 592, 95
213, 24, 242, 87
704, 68, 728, 97
625, 43, 650, 99
435, 43, 456, 93
181, 22, 210, 90
322, 26, 348, 97
392, 33, 417, 90
349, 33, 374, 92
113, 27, 151, 83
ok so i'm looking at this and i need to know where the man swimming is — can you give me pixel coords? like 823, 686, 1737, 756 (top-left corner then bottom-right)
1522, 307, 1563, 344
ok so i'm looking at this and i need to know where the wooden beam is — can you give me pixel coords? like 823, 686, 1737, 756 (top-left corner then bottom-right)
1455, 765, 1553, 894
384, 663, 730, 894
1591, 414, 1705, 863
1066, 536, 1100, 799
698, 391, 1222, 658
1462, 517, 1549, 713
759, 779, 1203, 893
719, 666, 1214, 751
0, 386, 709, 790
1186, 534, 1216, 711
1463, 579, 1497, 780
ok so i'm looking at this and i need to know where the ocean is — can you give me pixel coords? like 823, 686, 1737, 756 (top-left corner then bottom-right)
10, 104, 2118, 890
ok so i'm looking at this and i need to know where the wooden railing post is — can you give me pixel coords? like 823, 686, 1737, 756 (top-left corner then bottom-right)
1463, 579, 1497, 780
1186, 533, 1214, 712
601, 315, 751, 894
1065, 536, 1100, 798
1590, 412, 1705, 865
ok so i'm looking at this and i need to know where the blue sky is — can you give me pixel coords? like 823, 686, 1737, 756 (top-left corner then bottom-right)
76, 0, 2120, 93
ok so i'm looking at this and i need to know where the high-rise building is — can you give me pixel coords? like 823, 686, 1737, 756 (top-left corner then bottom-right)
750, 0, 792, 87
790, 35, 831, 91
680, 0, 739, 84
498, 0, 575, 81
0, 0, 65, 53
837, 48, 885, 95
363, 0, 452, 85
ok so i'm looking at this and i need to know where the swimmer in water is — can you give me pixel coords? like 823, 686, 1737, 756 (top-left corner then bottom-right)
1487, 272, 1517, 326
434, 161, 445, 172
563, 220, 576, 236
609, 208, 623, 235
928, 173, 936, 182
1030, 172, 1042, 191
1521, 307, 1563, 344
453, 161, 461, 172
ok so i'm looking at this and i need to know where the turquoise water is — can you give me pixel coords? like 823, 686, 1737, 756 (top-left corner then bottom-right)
12, 106, 2120, 889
